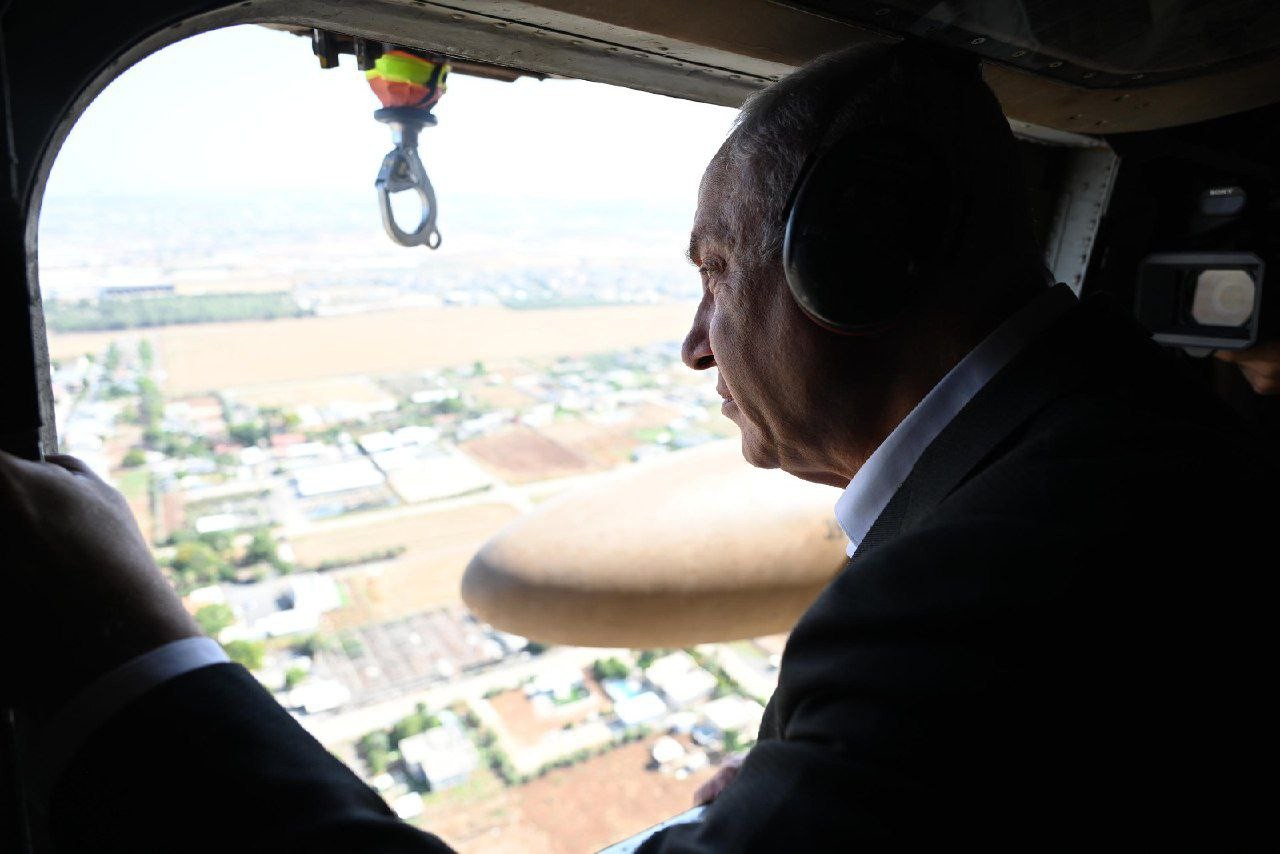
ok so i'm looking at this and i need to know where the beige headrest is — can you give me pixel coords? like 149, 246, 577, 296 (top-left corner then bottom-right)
462, 440, 849, 647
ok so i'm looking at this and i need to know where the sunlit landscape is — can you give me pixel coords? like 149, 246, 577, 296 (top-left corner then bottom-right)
37, 24, 796, 851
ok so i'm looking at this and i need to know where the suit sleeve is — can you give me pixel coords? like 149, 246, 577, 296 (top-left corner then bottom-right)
634, 515, 1142, 850
49, 663, 454, 853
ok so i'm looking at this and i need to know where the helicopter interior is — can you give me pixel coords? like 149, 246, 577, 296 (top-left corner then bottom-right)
2, 1, 1278, 850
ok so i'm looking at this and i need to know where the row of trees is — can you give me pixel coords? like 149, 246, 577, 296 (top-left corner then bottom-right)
111, 341, 227, 464
46, 292, 309, 333
310, 545, 406, 573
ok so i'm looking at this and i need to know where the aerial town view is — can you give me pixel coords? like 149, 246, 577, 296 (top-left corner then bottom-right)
40, 176, 791, 854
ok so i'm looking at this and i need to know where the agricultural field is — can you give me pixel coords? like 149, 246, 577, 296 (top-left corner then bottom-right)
467, 382, 539, 412
459, 425, 595, 484
227, 376, 396, 412
415, 736, 714, 853
46, 303, 697, 397
290, 502, 522, 626
539, 402, 686, 468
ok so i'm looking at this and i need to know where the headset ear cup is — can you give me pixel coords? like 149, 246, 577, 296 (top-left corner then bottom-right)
784, 133, 952, 333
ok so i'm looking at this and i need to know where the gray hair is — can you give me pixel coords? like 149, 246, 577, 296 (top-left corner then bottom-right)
718, 44, 895, 262
717, 43, 1040, 277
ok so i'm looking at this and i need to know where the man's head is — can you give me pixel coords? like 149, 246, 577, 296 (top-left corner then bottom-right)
683, 44, 1048, 487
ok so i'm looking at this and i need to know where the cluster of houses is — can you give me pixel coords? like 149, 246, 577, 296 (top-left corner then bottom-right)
473, 650, 767, 792
356, 710, 485, 821
53, 333, 728, 552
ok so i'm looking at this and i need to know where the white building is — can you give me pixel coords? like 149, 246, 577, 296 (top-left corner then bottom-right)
696, 695, 766, 745
613, 691, 667, 728
293, 458, 385, 497
287, 679, 351, 715
398, 723, 479, 792
386, 450, 493, 504
651, 735, 685, 765
645, 651, 717, 709
220, 572, 343, 640
390, 793, 424, 821
524, 666, 589, 714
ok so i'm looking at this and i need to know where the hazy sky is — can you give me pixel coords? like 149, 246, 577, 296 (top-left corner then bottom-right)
45, 25, 737, 206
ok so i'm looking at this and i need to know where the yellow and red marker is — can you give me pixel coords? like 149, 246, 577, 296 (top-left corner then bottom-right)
366, 50, 450, 112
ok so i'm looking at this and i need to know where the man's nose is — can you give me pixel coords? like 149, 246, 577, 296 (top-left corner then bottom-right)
682, 305, 715, 371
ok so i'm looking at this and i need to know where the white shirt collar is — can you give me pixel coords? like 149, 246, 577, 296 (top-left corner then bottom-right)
835, 284, 1078, 558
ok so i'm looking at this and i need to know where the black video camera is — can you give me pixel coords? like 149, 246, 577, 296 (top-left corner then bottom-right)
1135, 185, 1273, 355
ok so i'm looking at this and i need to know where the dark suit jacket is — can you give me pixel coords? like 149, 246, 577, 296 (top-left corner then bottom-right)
48, 295, 1273, 851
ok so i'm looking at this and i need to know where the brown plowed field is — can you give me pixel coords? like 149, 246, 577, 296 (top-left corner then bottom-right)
47, 304, 696, 397
540, 403, 683, 468
459, 426, 594, 484
417, 737, 715, 853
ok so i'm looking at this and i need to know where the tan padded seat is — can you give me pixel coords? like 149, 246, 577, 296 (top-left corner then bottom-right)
462, 440, 849, 647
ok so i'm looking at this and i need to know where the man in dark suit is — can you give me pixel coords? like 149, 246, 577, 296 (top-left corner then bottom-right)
1, 44, 1272, 850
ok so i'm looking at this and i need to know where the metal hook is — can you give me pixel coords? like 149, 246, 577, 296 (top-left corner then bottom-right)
374, 108, 442, 249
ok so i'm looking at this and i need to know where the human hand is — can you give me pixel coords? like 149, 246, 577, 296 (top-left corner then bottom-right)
693, 750, 747, 805
0, 451, 199, 718
1214, 340, 1280, 395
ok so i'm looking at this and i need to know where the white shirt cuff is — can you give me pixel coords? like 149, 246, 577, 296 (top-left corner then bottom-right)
31, 636, 230, 800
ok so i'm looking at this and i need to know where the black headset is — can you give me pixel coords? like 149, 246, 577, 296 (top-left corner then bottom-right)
781, 54, 975, 334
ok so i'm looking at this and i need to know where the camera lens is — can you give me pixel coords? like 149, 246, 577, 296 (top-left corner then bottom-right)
1190, 269, 1255, 327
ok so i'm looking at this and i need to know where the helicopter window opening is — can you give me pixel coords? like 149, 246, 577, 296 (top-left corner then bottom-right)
34, 23, 832, 848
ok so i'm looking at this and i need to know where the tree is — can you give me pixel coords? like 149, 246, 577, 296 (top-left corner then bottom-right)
293, 633, 331, 657
138, 338, 154, 371
284, 666, 308, 690
392, 703, 440, 744
136, 376, 165, 450
259, 406, 284, 438
592, 657, 630, 681
222, 639, 265, 670
339, 633, 365, 658
431, 396, 465, 416
636, 650, 662, 669
358, 731, 391, 775
197, 530, 234, 553
171, 540, 231, 589
242, 528, 279, 567
229, 421, 263, 447
194, 603, 236, 637
121, 448, 147, 468
142, 426, 164, 449
104, 342, 121, 373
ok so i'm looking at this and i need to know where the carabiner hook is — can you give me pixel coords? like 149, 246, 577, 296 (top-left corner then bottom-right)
376, 145, 441, 249
374, 108, 442, 249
